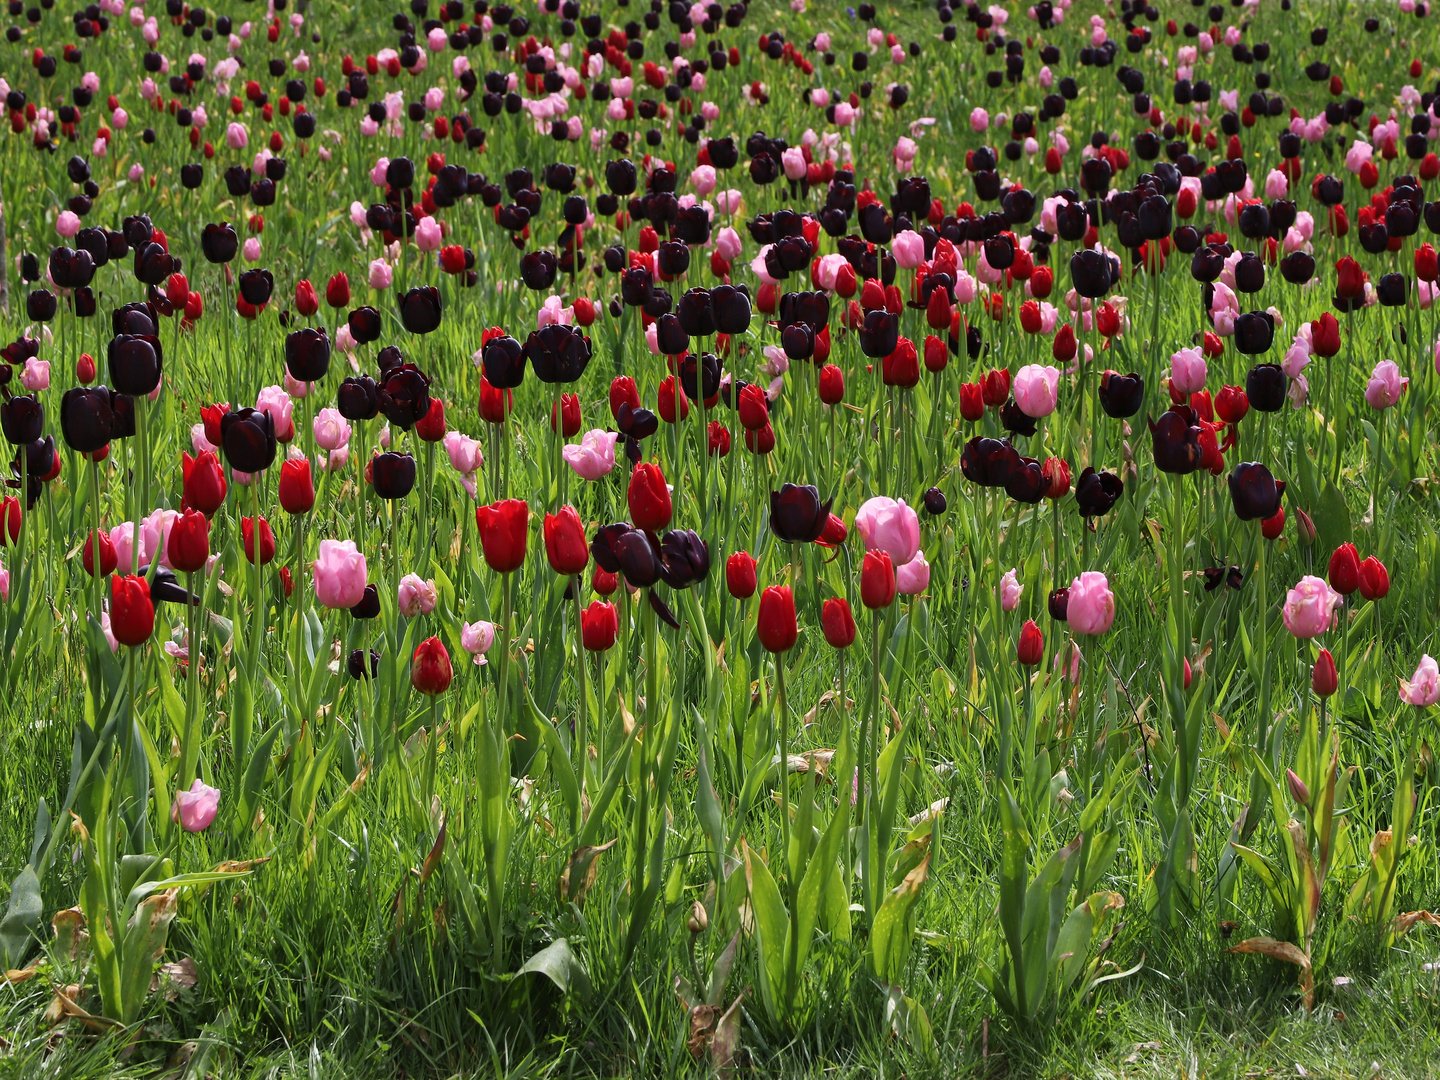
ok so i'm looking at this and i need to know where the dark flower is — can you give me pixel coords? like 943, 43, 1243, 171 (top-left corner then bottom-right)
336, 375, 379, 421
960, 436, 1022, 487
1001, 399, 1038, 437
482, 334, 527, 389
107, 334, 163, 396
398, 285, 442, 334
0, 395, 44, 445
859, 310, 899, 358
347, 305, 383, 344
25, 290, 57, 322
60, 386, 114, 453
1005, 457, 1045, 503
48, 247, 95, 289
525, 324, 592, 383
1075, 466, 1123, 516
1098, 370, 1144, 418
284, 327, 331, 382
113, 302, 157, 336
238, 268, 274, 307
220, 407, 277, 473
711, 284, 752, 335
372, 451, 417, 499
1070, 248, 1115, 298
519, 250, 558, 290
1149, 407, 1204, 474
377, 364, 432, 430
1245, 363, 1286, 413
1232, 310, 1274, 354
350, 584, 381, 620
614, 527, 662, 587
1048, 587, 1070, 621
659, 529, 710, 588
132, 242, 173, 286
1228, 461, 1284, 521
769, 483, 832, 543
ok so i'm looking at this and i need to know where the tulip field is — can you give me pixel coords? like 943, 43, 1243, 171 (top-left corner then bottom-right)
9, 0, 1440, 1075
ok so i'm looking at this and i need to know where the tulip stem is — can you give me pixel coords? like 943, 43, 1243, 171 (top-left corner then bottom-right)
774, 652, 791, 901
573, 580, 589, 829
422, 695, 439, 812
89, 455, 102, 630
860, 609, 882, 919
179, 568, 201, 789
252, 481, 265, 675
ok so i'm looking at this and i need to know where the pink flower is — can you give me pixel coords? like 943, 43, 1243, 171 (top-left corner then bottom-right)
0, 561, 7, 602
1282, 575, 1341, 639
1344, 139, 1373, 175
854, 496, 921, 566
1169, 346, 1207, 394
368, 258, 393, 290
1013, 363, 1060, 418
226, 121, 247, 150
715, 226, 743, 262
1000, 568, 1023, 612
242, 237, 262, 262
690, 163, 716, 195
969, 106, 990, 132
312, 408, 352, 451
1400, 654, 1440, 706
256, 385, 294, 441
1264, 169, 1288, 199
1065, 571, 1115, 634
172, 779, 220, 832
462, 620, 495, 665
414, 215, 442, 252
19, 358, 49, 392
811, 88, 830, 109
833, 102, 856, 126
397, 573, 438, 617
891, 230, 925, 270
313, 539, 367, 609
1364, 359, 1408, 410
897, 551, 930, 595
56, 210, 82, 238
563, 428, 618, 480
781, 146, 807, 181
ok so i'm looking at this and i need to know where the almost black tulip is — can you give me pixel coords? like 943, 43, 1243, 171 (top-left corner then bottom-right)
201, 221, 238, 263
1070, 248, 1113, 298
859, 310, 899, 358
679, 352, 722, 402
1075, 466, 1123, 517
620, 265, 654, 307
59, 385, 114, 453
482, 334, 526, 389
348, 647, 381, 679
711, 284, 751, 335
26, 289, 57, 322
1190, 245, 1224, 283
238, 268, 274, 306
220, 407, 277, 473
519, 250, 558, 290
336, 375, 380, 421
1245, 363, 1286, 413
386, 156, 415, 190
770, 483, 833, 543
49, 246, 95, 289
1233, 253, 1265, 294
617, 402, 660, 442
1279, 251, 1315, 285
660, 529, 710, 588
1232, 311, 1274, 355
284, 327, 331, 382
1005, 457, 1045, 503
398, 285, 443, 334
109, 391, 136, 438
1098, 370, 1144, 418
350, 584, 381, 620
74, 287, 96, 318
377, 364, 432, 430
113, 302, 157, 336
961, 436, 1022, 487
525, 324, 592, 383
107, 333, 163, 396
132, 242, 173, 286
0, 394, 44, 445
371, 451, 417, 499
1048, 586, 1070, 622
1149, 408, 1204, 474
1228, 461, 1284, 521
655, 313, 689, 356
123, 214, 154, 250
677, 288, 717, 338
614, 527, 662, 587
143, 566, 199, 607
923, 487, 947, 515
347, 305, 383, 344
589, 522, 630, 574
1376, 272, 1408, 307
1001, 399, 1038, 437
605, 158, 638, 195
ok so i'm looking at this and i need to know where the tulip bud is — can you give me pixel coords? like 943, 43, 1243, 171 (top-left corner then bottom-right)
1312, 647, 1338, 698
1285, 767, 1311, 809
1294, 507, 1317, 546
1016, 619, 1043, 666
688, 900, 708, 935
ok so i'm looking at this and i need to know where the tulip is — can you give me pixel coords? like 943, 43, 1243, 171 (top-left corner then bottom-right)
1098, 370, 1144, 418
461, 620, 496, 664
1013, 364, 1060, 418
241, 515, 276, 565
897, 552, 930, 595
110, 574, 155, 646
959, 382, 984, 421
1017, 619, 1044, 666
1067, 571, 1116, 635
83, 529, 118, 578
1400, 655, 1440, 707
860, 549, 897, 610
1228, 462, 1284, 521
770, 483, 833, 545
221, 407, 277, 474
371, 452, 417, 500
545, 506, 590, 576
756, 585, 798, 653
476, 499, 529, 573
550, 393, 582, 437
961, 436, 1022, 487
1312, 648, 1338, 698
377, 365, 433, 431
853, 495, 920, 565
411, 635, 454, 695
396, 574, 438, 618
563, 429, 618, 480
166, 509, 210, 573
313, 539, 367, 609
1364, 360, 1408, 410
1310, 312, 1341, 357
1328, 543, 1362, 595
59, 386, 114, 454
821, 597, 857, 649
1000, 568, 1023, 612
923, 488, 948, 516
1358, 556, 1389, 601
627, 462, 672, 532
1169, 347, 1207, 394
172, 779, 220, 832
278, 458, 315, 515
1282, 575, 1342, 639
725, 551, 757, 599
581, 601, 619, 651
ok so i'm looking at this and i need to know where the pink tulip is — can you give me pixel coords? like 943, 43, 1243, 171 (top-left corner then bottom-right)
892, 230, 926, 270
368, 258, 393, 290
563, 429, 618, 480
56, 210, 82, 238
715, 226, 743, 262
172, 779, 220, 832
225, 121, 247, 149
781, 147, 807, 181
897, 551, 930, 595
1364, 359, 1408, 410
854, 496, 921, 567
462, 620, 495, 665
444, 430, 484, 474
415, 215, 443, 252
1067, 571, 1116, 635
690, 163, 716, 196
256, 385, 294, 442
0, 562, 8, 602
397, 574, 438, 617
1013, 364, 1060, 418
1000, 568, 1023, 612
1169, 346, 1207, 394
969, 106, 990, 132
313, 539, 367, 609
20, 358, 49, 392
1400, 654, 1440, 707
312, 408, 352, 451
1282, 575, 1341, 638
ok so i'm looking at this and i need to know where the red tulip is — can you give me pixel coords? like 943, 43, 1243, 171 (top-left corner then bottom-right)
708, 421, 732, 456
1215, 385, 1249, 424
959, 382, 984, 422
1312, 648, 1338, 698
1029, 265, 1054, 298
821, 597, 857, 648
818, 513, 848, 548
1017, 619, 1043, 666
738, 382, 769, 430
1261, 506, 1285, 540
278, 458, 315, 515
922, 335, 948, 374
882, 338, 920, 388
581, 600, 619, 651
1096, 302, 1121, 338
726, 551, 757, 599
981, 368, 1011, 407
415, 397, 447, 442
1019, 300, 1043, 334
76, 353, 97, 384
550, 392, 582, 437
476, 498, 529, 573
167, 509, 210, 573
241, 515, 277, 565
818, 364, 845, 405
1334, 257, 1366, 305
756, 585, 798, 653
1327, 542, 1361, 595
609, 375, 641, 421
544, 506, 589, 576
573, 297, 597, 326
1416, 243, 1438, 284
860, 549, 896, 610
200, 403, 230, 449
110, 574, 154, 647
325, 272, 351, 308
627, 463, 672, 532
83, 528, 117, 577
0, 496, 19, 547
1310, 312, 1341, 358
1041, 456, 1071, 499
592, 565, 618, 596
657, 375, 690, 423
1358, 556, 1389, 601
411, 635, 454, 695
478, 375, 513, 425
1052, 323, 1077, 363
294, 278, 318, 317
180, 450, 227, 517
744, 422, 776, 455
925, 287, 952, 330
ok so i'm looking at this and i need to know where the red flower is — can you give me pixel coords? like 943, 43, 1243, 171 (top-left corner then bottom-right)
922, 335, 948, 374
744, 422, 776, 455
1334, 256, 1367, 304
657, 375, 690, 423
182, 450, 227, 516
550, 393, 581, 437
609, 375, 641, 421
1311, 312, 1341, 357
818, 364, 845, 405
592, 565, 618, 595
325, 272, 351, 308
200, 403, 230, 449
476, 499, 529, 573
1041, 456, 1071, 499
278, 458, 315, 515
294, 278, 318, 317
981, 368, 1011, 407
738, 382, 769, 430
1261, 506, 1285, 540
166, 272, 189, 309
242, 515, 276, 565
1312, 648, 1338, 698
439, 245, 467, 275
83, 528, 117, 577
478, 376, 514, 425
1017, 619, 1043, 666
1215, 385, 1249, 424
416, 397, 447, 442
1019, 300, 1043, 334
1416, 243, 1438, 284
167, 508, 211, 573
1029, 265, 1054, 298
726, 551, 757, 599
544, 506, 589, 576
925, 287, 952, 331
821, 597, 856, 649
707, 421, 731, 456
1358, 556, 1389, 601
959, 382, 984, 422
581, 600, 619, 651
411, 636, 454, 695
1327, 542, 1361, 595
110, 574, 155, 647
627, 462, 672, 532
0, 497, 19, 547
882, 338, 920, 388
1052, 324, 1077, 363
860, 549, 896, 610
756, 585, 798, 653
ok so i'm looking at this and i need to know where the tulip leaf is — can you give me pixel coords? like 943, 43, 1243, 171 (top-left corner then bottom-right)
1315, 480, 1352, 553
